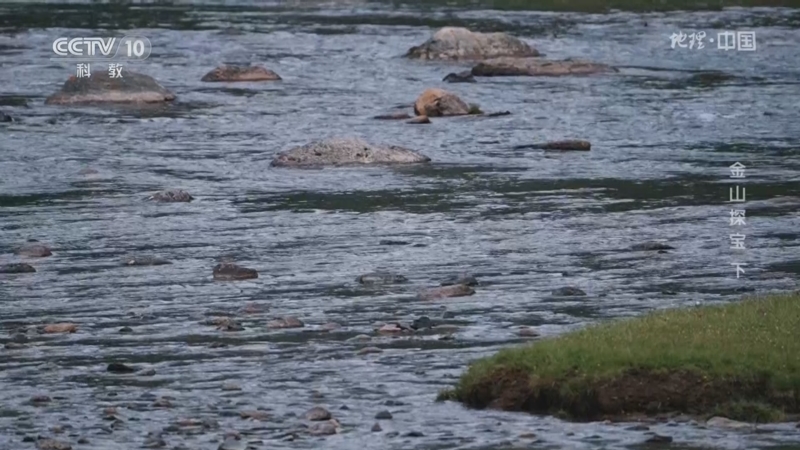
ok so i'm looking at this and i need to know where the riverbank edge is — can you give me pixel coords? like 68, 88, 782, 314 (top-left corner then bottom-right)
438, 292, 800, 423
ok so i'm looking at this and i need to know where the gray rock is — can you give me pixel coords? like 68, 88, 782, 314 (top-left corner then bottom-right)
304, 406, 332, 421
407, 27, 539, 61
472, 57, 617, 77
267, 316, 304, 329
630, 241, 675, 251
107, 363, 136, 373
414, 88, 471, 117
411, 316, 432, 330
514, 140, 591, 151
45, 70, 175, 105
15, 240, 52, 257
356, 272, 408, 285
147, 189, 193, 203
552, 286, 586, 296
0, 263, 36, 273
270, 137, 430, 168
371, 422, 382, 432
308, 420, 338, 436
375, 410, 393, 420
36, 439, 72, 450
440, 273, 478, 287
706, 416, 752, 429
357, 347, 383, 355
645, 434, 673, 443
443, 71, 476, 83
201, 65, 281, 82
419, 284, 475, 300
0, 111, 12, 122
122, 255, 172, 266
213, 262, 258, 281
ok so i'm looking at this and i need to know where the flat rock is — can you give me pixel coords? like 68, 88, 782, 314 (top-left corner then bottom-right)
304, 406, 332, 421
15, 241, 52, 257
122, 255, 172, 266
419, 284, 475, 300
239, 410, 270, 421
515, 140, 591, 151
356, 272, 408, 285
270, 137, 430, 168
267, 316, 304, 329
373, 112, 411, 120
201, 65, 281, 82
443, 71, 476, 83
42, 323, 77, 334
407, 115, 431, 124
406, 27, 539, 61
0, 262, 36, 273
45, 71, 175, 105
552, 286, 586, 296
414, 88, 470, 117
472, 57, 617, 77
213, 262, 258, 281
147, 189, 193, 203
706, 416, 752, 429
630, 241, 675, 251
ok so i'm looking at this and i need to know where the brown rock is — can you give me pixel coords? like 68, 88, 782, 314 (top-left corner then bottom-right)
45, 70, 175, 105
267, 316, 304, 329
515, 140, 591, 151
15, 241, 52, 257
472, 57, 617, 77
418, 284, 475, 300
407, 27, 539, 61
518, 327, 539, 337
357, 347, 383, 355
213, 262, 258, 281
413, 88, 470, 117
42, 323, 77, 334
407, 115, 431, 124
304, 406, 332, 421
373, 112, 411, 120
201, 65, 281, 82
240, 410, 270, 421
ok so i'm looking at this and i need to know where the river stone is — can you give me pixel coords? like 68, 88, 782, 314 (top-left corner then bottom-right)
515, 140, 591, 151
371, 422, 382, 432
0, 263, 36, 273
15, 240, 52, 257
271, 137, 430, 167
443, 71, 476, 83
45, 70, 175, 105
414, 88, 470, 117
267, 316, 304, 329
42, 323, 77, 333
147, 189, 193, 202
304, 406, 332, 421
552, 286, 586, 296
36, 439, 72, 450
240, 410, 270, 421
472, 57, 617, 77
356, 272, 408, 285
201, 65, 281, 82
406, 27, 539, 61
706, 416, 752, 429
419, 284, 475, 300
411, 316, 432, 330
630, 241, 675, 251
375, 410, 393, 420
213, 262, 258, 280
645, 434, 673, 443
441, 273, 478, 287
123, 255, 172, 266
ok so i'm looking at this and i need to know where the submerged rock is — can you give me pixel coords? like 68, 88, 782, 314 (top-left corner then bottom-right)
552, 286, 586, 296
45, 71, 175, 105
107, 363, 136, 373
406, 27, 539, 61
518, 327, 540, 337
0, 263, 36, 273
0, 111, 12, 122
270, 137, 430, 168
443, 71, 476, 83
267, 316, 304, 329
515, 140, 592, 151
122, 255, 172, 266
630, 241, 675, 251
201, 65, 281, 82
472, 57, 617, 77
356, 272, 408, 285
304, 406, 332, 421
441, 273, 478, 287
213, 262, 258, 281
15, 240, 52, 257
419, 284, 475, 300
147, 189, 193, 203
645, 434, 673, 444
373, 112, 411, 121
413, 88, 471, 117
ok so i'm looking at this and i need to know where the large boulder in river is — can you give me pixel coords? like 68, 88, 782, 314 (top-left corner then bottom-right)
201, 65, 281, 82
472, 57, 617, 77
406, 27, 539, 61
414, 88, 470, 117
270, 137, 430, 168
45, 71, 176, 105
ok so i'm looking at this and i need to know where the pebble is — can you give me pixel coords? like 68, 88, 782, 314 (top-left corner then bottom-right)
371, 422, 382, 432
320, 322, 342, 331
151, 397, 172, 408
0, 262, 36, 273
706, 416, 752, 429
304, 406, 332, 421
375, 410, 393, 420
377, 323, 405, 334
384, 400, 404, 406
404, 431, 424, 437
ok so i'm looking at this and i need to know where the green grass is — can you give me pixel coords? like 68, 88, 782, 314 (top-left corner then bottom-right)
441, 292, 800, 421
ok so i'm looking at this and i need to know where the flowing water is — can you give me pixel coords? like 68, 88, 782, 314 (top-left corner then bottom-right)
1, 1, 799, 449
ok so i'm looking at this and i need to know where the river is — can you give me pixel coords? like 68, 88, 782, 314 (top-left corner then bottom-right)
1, 1, 799, 449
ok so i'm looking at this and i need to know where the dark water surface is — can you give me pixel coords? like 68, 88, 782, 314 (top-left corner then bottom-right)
1, 1, 800, 449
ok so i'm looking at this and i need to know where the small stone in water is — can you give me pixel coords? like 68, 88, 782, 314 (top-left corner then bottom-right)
267, 316, 304, 329
404, 431, 424, 437
357, 347, 383, 355
239, 410, 270, 421
645, 434, 673, 443
304, 406, 332, 421
519, 327, 539, 337
152, 397, 172, 408
222, 382, 241, 391
308, 420, 338, 436
371, 422, 382, 432
107, 363, 136, 373
31, 395, 51, 404
375, 410, 392, 420
551, 286, 586, 297
119, 326, 133, 333
36, 439, 72, 450
42, 323, 77, 334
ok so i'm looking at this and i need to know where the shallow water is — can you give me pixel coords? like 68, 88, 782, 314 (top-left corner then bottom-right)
1, 1, 799, 449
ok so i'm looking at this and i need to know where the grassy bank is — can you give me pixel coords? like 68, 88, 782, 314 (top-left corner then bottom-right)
439, 292, 800, 422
